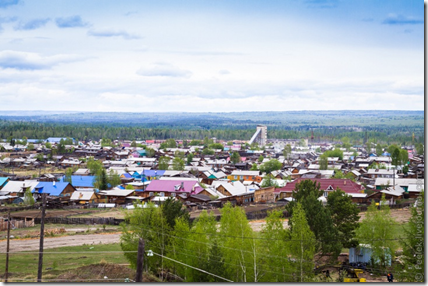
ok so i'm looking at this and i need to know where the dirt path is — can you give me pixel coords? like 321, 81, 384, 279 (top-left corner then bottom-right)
0, 233, 121, 253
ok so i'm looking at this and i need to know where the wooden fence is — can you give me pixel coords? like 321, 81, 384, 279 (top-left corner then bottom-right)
0, 218, 35, 231
34, 217, 124, 226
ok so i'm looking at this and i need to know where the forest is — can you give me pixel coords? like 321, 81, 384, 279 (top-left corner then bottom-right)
0, 110, 424, 145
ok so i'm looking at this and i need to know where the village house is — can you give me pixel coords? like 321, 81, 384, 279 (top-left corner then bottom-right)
274, 178, 366, 204
227, 170, 262, 183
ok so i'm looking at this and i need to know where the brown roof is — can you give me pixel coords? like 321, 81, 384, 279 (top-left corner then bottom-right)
275, 178, 364, 194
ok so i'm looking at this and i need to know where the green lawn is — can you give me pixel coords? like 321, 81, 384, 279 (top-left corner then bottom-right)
0, 243, 130, 282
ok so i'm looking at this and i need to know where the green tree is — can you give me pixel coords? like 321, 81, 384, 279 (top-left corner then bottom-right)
36, 153, 45, 162
108, 169, 122, 188
23, 187, 35, 206
172, 157, 185, 171
120, 202, 168, 273
189, 139, 202, 146
356, 194, 398, 269
158, 156, 170, 170
415, 143, 424, 155
261, 174, 279, 188
230, 151, 241, 164
283, 144, 292, 162
202, 148, 215, 155
27, 143, 35, 151
125, 184, 134, 190
341, 137, 351, 151
227, 141, 233, 146
258, 155, 264, 163
219, 202, 260, 282
45, 142, 52, 149
323, 148, 344, 161
259, 159, 282, 174
391, 147, 401, 166
208, 143, 224, 150
145, 147, 155, 158
64, 166, 78, 183
287, 179, 341, 257
165, 138, 177, 148
186, 153, 194, 165
326, 189, 360, 248
376, 144, 383, 156
250, 163, 258, 171
162, 197, 189, 229
319, 155, 328, 170
87, 158, 103, 175
400, 148, 409, 165
261, 210, 293, 282
289, 202, 316, 282
94, 168, 109, 190
130, 141, 137, 147
398, 191, 424, 282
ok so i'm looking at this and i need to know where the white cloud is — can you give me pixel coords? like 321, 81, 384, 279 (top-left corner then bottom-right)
136, 62, 192, 78
0, 50, 88, 70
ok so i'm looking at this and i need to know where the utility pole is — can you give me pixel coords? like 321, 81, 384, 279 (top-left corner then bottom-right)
37, 193, 47, 282
4, 210, 11, 283
135, 238, 145, 282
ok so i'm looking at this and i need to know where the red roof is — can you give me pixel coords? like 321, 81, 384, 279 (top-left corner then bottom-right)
145, 180, 199, 193
275, 179, 364, 194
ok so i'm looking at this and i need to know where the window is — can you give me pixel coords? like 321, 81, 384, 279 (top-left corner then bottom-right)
324, 191, 328, 197
171, 193, 176, 197
160, 192, 165, 197
149, 192, 154, 197
234, 176, 237, 179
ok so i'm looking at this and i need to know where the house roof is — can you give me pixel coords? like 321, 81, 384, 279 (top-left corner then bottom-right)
145, 179, 198, 193
141, 170, 166, 177
275, 178, 364, 194
0, 177, 9, 187
67, 176, 96, 188
33, 182, 72, 196
70, 191, 94, 201
2, 180, 39, 194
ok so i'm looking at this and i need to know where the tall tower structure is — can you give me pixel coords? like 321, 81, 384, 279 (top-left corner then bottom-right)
249, 125, 267, 146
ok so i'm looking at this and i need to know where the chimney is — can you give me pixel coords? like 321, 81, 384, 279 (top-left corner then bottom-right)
53, 181, 56, 186
344, 180, 346, 185
181, 182, 184, 190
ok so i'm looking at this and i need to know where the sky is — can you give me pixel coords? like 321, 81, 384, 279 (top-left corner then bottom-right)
0, 0, 424, 112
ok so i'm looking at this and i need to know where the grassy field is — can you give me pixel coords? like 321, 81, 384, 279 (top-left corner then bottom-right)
0, 223, 121, 241
0, 243, 132, 282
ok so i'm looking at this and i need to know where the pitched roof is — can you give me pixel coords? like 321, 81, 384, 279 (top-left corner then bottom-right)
141, 170, 166, 177
70, 191, 95, 201
0, 177, 9, 187
33, 182, 73, 196
68, 176, 96, 188
275, 178, 364, 194
145, 179, 198, 193
1, 180, 39, 194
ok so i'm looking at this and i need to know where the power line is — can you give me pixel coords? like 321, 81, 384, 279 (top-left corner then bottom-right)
150, 250, 234, 282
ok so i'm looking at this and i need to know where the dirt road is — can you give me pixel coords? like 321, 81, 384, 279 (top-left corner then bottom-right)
0, 232, 121, 253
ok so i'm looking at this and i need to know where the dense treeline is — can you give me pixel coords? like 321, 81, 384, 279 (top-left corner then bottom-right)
0, 120, 423, 145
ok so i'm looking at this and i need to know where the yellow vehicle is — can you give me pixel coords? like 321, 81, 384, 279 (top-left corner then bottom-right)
343, 268, 366, 282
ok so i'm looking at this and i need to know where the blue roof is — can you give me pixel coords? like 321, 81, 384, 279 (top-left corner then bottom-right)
60, 175, 96, 187
122, 173, 132, 179
382, 152, 391, 156
33, 182, 71, 196
141, 170, 165, 177
46, 137, 74, 143
0, 177, 9, 187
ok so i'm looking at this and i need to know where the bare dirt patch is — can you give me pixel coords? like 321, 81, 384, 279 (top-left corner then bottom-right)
358, 207, 411, 223
9, 209, 99, 219
0, 232, 121, 253
248, 219, 289, 231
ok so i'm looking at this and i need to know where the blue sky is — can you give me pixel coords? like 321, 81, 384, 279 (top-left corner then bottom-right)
0, 0, 424, 112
